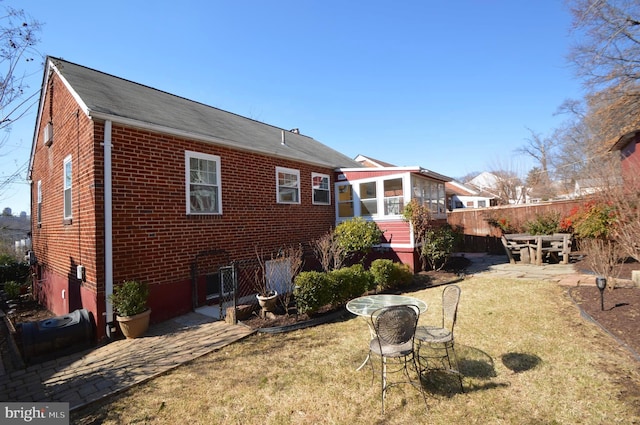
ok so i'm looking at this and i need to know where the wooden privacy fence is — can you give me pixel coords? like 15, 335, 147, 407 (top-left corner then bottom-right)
447, 199, 585, 253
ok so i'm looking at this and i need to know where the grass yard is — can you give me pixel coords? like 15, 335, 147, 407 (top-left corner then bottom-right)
71, 276, 640, 424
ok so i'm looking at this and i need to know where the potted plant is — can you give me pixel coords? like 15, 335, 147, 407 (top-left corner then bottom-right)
109, 280, 150, 338
254, 249, 278, 314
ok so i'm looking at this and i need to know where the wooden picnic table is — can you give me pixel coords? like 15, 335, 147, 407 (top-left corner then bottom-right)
501, 233, 572, 265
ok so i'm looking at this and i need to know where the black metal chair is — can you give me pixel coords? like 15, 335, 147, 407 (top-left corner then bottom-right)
415, 284, 464, 392
369, 304, 427, 414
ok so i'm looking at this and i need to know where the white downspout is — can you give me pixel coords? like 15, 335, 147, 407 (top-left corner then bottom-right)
103, 120, 114, 337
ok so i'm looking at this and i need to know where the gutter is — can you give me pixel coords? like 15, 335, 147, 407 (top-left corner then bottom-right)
103, 120, 114, 337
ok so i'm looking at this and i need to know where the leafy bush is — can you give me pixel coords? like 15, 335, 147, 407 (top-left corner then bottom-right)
328, 264, 373, 306
294, 271, 332, 315
109, 280, 149, 317
485, 215, 520, 234
560, 201, 617, 239
333, 217, 384, 260
3, 280, 22, 300
524, 212, 562, 235
0, 255, 30, 285
422, 225, 460, 271
370, 259, 413, 291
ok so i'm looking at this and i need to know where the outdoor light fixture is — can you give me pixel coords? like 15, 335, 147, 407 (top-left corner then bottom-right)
596, 277, 607, 311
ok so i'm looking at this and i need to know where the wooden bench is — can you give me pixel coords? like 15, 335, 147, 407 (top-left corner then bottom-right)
501, 235, 533, 264
502, 233, 572, 265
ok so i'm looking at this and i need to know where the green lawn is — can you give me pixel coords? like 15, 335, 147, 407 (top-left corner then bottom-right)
71, 275, 640, 424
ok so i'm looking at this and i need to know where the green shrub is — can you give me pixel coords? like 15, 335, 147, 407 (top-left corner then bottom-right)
525, 212, 562, 235
422, 225, 459, 271
3, 280, 22, 300
294, 271, 332, 315
109, 280, 149, 317
0, 256, 30, 285
328, 264, 373, 306
333, 217, 384, 260
370, 259, 413, 291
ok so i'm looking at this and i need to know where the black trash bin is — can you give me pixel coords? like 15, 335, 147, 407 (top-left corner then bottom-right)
21, 308, 95, 363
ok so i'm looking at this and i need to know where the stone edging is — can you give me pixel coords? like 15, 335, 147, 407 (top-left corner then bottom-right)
241, 307, 349, 334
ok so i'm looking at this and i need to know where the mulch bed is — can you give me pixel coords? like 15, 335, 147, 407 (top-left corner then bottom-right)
570, 286, 640, 357
572, 257, 640, 358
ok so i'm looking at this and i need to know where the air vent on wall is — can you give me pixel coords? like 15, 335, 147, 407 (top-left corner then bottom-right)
44, 122, 53, 146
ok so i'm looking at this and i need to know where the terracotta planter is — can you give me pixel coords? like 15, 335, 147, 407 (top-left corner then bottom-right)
116, 309, 151, 339
256, 291, 278, 312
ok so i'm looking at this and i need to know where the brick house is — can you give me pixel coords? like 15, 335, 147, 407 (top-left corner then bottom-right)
29, 57, 453, 341
609, 130, 640, 183
28, 57, 363, 340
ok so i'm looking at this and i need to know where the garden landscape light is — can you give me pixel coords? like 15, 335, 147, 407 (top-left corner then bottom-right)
596, 277, 607, 311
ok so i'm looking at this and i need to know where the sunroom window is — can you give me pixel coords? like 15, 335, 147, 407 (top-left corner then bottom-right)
359, 181, 377, 216
383, 178, 403, 215
337, 184, 354, 217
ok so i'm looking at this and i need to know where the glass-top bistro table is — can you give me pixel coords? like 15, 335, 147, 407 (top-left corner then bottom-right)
346, 294, 428, 370
347, 294, 428, 317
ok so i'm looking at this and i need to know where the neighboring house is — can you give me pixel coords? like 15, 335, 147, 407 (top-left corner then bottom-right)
466, 171, 529, 205
445, 180, 497, 210
609, 130, 640, 183
466, 171, 499, 192
28, 57, 363, 340
351, 155, 451, 268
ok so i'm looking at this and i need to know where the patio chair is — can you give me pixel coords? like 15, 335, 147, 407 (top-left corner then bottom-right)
369, 304, 427, 414
415, 284, 464, 392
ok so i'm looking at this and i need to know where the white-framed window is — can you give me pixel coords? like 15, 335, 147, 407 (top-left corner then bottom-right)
185, 151, 222, 215
63, 155, 72, 220
276, 167, 300, 204
412, 177, 446, 217
37, 180, 42, 225
312, 173, 330, 205
337, 184, 354, 217
359, 181, 377, 216
383, 178, 404, 215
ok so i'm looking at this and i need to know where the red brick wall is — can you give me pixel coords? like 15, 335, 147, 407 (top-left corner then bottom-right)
30, 72, 102, 333
107, 125, 336, 283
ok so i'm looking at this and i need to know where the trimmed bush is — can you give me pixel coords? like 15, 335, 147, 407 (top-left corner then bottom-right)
294, 271, 332, 315
370, 259, 413, 291
328, 264, 373, 306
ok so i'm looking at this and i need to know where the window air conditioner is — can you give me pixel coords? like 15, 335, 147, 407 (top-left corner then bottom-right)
44, 122, 53, 146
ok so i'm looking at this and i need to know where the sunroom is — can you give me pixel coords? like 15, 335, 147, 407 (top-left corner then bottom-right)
334, 166, 451, 270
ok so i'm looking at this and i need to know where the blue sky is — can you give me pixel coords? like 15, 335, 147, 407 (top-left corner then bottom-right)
2, 0, 584, 215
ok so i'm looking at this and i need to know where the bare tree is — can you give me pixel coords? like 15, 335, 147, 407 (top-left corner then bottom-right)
312, 230, 345, 272
0, 5, 42, 200
517, 128, 554, 180
568, 0, 640, 92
